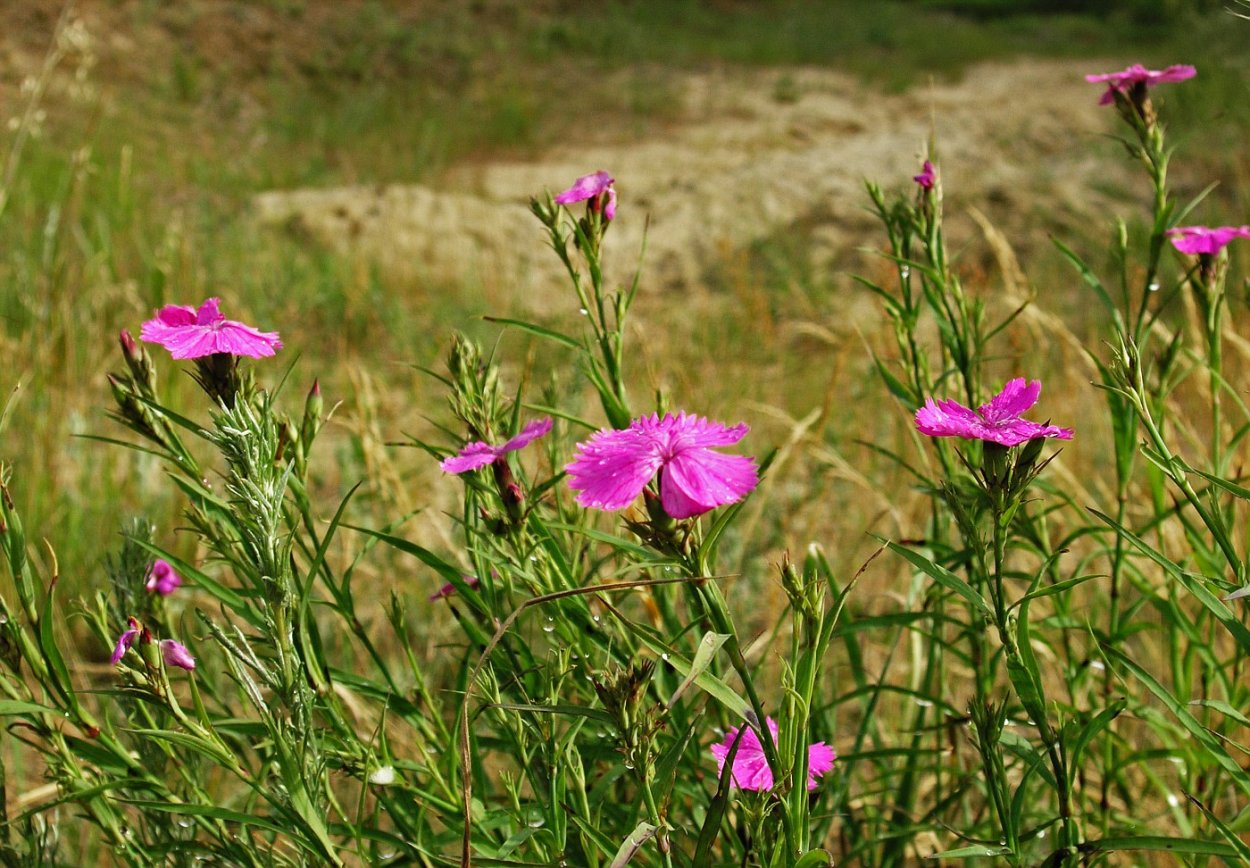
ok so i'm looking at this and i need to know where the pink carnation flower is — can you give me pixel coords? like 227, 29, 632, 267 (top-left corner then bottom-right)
110, 617, 142, 665
159, 639, 196, 671
566, 412, 759, 520
1085, 63, 1195, 105
441, 418, 553, 474
429, 574, 482, 601
913, 159, 936, 190
711, 717, 835, 792
1166, 225, 1250, 256
554, 170, 617, 221
915, 378, 1073, 447
140, 297, 282, 360
145, 559, 182, 596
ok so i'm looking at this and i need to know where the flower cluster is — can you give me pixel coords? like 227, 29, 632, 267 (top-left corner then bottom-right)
111, 617, 196, 671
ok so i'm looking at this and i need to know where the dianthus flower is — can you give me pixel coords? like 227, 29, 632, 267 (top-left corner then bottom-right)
566, 412, 758, 519
915, 379, 1072, 447
140, 297, 282, 360
1166, 225, 1250, 256
145, 559, 182, 596
159, 639, 196, 671
110, 617, 141, 665
429, 575, 482, 602
554, 171, 617, 221
711, 717, 835, 791
913, 159, 936, 190
1085, 63, 1195, 105
440, 418, 553, 474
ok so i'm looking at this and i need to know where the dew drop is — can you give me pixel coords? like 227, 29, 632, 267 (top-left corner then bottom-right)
1166, 792, 1180, 807
1089, 660, 1106, 671
1036, 830, 1046, 840
176, 818, 193, 829
661, 653, 670, 661
1148, 280, 1160, 292
527, 818, 545, 829
900, 266, 911, 280
542, 617, 555, 634
0, 614, 9, 625
592, 615, 601, 623
913, 698, 934, 708
624, 760, 634, 770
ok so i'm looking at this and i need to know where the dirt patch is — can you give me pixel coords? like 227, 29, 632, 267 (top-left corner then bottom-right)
252, 58, 1136, 314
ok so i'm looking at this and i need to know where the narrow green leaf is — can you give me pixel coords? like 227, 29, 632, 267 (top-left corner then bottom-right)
1081, 835, 1238, 857
794, 850, 834, 868
667, 632, 730, 709
876, 537, 991, 616
609, 821, 659, 868
483, 316, 580, 349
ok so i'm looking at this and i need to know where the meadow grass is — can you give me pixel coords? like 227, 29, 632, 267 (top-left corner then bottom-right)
2, 1, 1250, 864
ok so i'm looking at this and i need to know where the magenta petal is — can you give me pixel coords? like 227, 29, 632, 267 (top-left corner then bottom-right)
441, 442, 499, 474
806, 742, 836, 789
213, 323, 283, 357
978, 378, 1040, 423
195, 297, 225, 325
110, 626, 139, 665
661, 449, 758, 519
566, 428, 662, 511
915, 398, 978, 438
604, 187, 618, 221
500, 417, 554, 453
146, 559, 182, 596
159, 639, 196, 671
1167, 225, 1250, 256
670, 413, 750, 449
554, 171, 613, 204
712, 722, 774, 791
429, 574, 481, 601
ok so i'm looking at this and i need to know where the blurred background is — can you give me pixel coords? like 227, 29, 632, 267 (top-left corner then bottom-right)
0, 0, 1247, 638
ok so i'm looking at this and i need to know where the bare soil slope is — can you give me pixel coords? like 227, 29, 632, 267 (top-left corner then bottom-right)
253, 59, 1133, 311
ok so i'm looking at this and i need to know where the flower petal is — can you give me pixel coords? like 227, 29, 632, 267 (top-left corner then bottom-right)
110, 626, 139, 665
978, 378, 1040, 423
440, 442, 500, 474
664, 412, 750, 449
500, 417, 554, 454
806, 741, 837, 789
159, 639, 196, 671
566, 428, 662, 511
660, 449, 758, 519
915, 397, 980, 439
211, 323, 283, 358
554, 171, 613, 205
196, 297, 225, 326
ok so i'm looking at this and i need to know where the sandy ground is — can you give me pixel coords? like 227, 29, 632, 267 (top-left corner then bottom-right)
252, 59, 1135, 312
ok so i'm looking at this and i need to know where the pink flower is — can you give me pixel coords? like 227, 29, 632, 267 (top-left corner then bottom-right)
565, 412, 758, 519
913, 160, 936, 190
441, 418, 553, 474
140, 298, 282, 360
145, 559, 182, 596
554, 171, 617, 221
915, 379, 1073, 447
711, 717, 835, 791
429, 574, 482, 602
1166, 225, 1250, 256
1085, 63, 1196, 105
159, 639, 196, 671
110, 617, 141, 665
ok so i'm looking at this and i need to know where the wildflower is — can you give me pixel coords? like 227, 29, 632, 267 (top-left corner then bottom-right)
109, 617, 141, 665
915, 379, 1072, 447
554, 170, 617, 221
1166, 225, 1250, 256
140, 297, 282, 360
159, 639, 196, 671
1085, 63, 1195, 105
440, 417, 553, 474
429, 574, 482, 602
711, 717, 835, 791
566, 412, 758, 519
145, 559, 182, 596
913, 159, 936, 190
